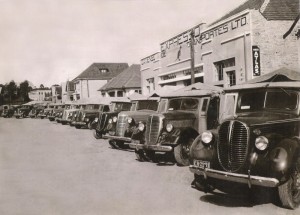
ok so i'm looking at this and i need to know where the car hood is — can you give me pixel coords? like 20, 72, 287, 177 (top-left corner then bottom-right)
226, 111, 298, 126
120, 110, 157, 123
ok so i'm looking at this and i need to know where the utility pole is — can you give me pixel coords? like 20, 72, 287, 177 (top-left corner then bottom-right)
190, 28, 195, 84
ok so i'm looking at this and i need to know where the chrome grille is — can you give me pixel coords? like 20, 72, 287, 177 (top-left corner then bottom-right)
116, 114, 127, 136
217, 120, 249, 172
145, 115, 163, 145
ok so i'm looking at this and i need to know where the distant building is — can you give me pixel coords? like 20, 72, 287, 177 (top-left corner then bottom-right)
99, 64, 141, 97
141, 0, 300, 95
28, 88, 51, 101
61, 81, 75, 102
51, 85, 62, 103
72, 62, 129, 101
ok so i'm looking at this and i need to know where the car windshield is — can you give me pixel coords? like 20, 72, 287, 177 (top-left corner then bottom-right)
168, 98, 199, 111
237, 89, 298, 113
113, 102, 131, 112
136, 100, 158, 111
86, 104, 99, 110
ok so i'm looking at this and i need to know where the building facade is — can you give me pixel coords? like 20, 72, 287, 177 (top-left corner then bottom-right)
61, 81, 75, 102
72, 63, 129, 101
99, 64, 141, 97
28, 88, 52, 101
141, 0, 300, 95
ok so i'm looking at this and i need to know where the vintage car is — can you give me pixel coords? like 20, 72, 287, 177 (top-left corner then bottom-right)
189, 68, 300, 209
70, 104, 87, 126
48, 104, 65, 121
29, 105, 46, 118
129, 83, 222, 166
60, 102, 80, 125
1, 105, 19, 118
14, 105, 33, 118
38, 103, 55, 119
73, 102, 110, 129
103, 97, 166, 149
55, 103, 72, 123
93, 98, 132, 139
0, 105, 9, 117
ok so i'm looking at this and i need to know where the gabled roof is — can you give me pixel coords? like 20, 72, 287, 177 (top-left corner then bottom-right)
73, 63, 129, 81
99, 64, 141, 91
210, 0, 299, 26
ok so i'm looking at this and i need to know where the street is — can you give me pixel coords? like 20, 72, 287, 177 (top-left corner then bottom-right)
0, 118, 299, 215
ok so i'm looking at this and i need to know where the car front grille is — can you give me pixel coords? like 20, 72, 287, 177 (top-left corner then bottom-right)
217, 120, 249, 172
116, 114, 127, 136
98, 113, 108, 130
145, 115, 163, 145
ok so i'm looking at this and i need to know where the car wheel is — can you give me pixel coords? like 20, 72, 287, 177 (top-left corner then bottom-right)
192, 174, 214, 193
174, 137, 194, 166
93, 130, 102, 139
278, 157, 300, 209
75, 125, 81, 129
135, 149, 146, 161
41, 117, 44, 119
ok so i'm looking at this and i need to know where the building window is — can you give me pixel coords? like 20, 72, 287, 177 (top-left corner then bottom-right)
214, 58, 235, 81
117, 91, 123, 97
108, 91, 115, 97
101, 92, 106, 97
76, 94, 80, 100
100, 69, 108, 73
134, 89, 142, 94
161, 73, 176, 81
227, 71, 236, 86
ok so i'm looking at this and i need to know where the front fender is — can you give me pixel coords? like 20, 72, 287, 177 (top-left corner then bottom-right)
175, 128, 199, 145
269, 138, 300, 180
190, 129, 218, 161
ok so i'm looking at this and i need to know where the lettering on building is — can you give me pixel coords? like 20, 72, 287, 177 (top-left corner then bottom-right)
252, 45, 261, 76
141, 54, 157, 65
160, 14, 248, 58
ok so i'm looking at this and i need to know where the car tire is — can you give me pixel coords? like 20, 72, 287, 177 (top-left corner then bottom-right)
93, 130, 102, 139
174, 137, 194, 166
278, 157, 300, 209
75, 125, 81, 129
135, 149, 146, 161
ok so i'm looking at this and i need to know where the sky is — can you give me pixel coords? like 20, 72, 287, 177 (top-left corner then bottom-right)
0, 0, 245, 87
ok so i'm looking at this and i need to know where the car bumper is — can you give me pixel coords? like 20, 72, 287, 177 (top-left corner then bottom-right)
103, 134, 132, 143
73, 122, 87, 126
128, 140, 173, 152
189, 165, 280, 188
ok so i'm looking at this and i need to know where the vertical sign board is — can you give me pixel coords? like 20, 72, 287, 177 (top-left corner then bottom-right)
252, 46, 261, 76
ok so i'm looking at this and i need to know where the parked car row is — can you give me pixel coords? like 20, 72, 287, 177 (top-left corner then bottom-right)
1, 68, 300, 210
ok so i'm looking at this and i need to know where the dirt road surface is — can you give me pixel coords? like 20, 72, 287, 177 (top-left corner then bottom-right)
0, 118, 299, 215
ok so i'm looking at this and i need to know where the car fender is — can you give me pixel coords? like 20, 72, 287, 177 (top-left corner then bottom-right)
269, 138, 300, 179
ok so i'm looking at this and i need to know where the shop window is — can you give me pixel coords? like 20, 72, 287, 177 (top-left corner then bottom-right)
117, 91, 123, 97
214, 58, 235, 81
227, 71, 236, 86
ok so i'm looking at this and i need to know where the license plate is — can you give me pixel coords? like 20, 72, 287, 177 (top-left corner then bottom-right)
194, 160, 210, 169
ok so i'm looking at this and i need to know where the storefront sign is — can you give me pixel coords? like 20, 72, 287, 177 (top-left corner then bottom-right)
252, 46, 261, 76
141, 53, 157, 65
160, 14, 249, 58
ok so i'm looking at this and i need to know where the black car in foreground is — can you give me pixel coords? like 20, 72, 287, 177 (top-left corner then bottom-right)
189, 68, 300, 209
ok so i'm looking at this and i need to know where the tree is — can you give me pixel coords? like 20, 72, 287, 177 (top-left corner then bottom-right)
20, 80, 31, 102
40, 84, 44, 88
6, 80, 17, 104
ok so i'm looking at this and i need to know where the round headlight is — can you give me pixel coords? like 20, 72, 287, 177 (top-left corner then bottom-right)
113, 116, 118, 123
94, 118, 98, 122
201, 131, 213, 145
127, 117, 133, 124
108, 118, 113, 123
166, 124, 173, 132
138, 122, 145, 131
255, 136, 269, 151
